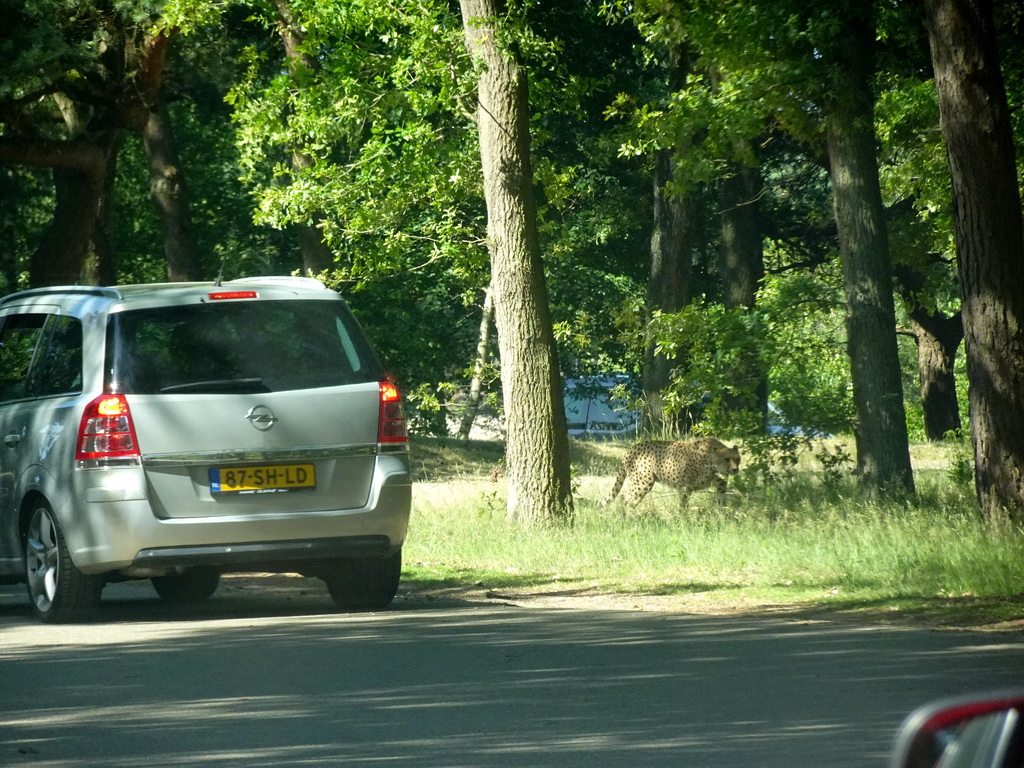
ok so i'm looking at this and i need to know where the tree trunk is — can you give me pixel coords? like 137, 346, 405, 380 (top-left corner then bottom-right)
137, 32, 200, 282
460, 0, 574, 524
143, 96, 199, 281
908, 312, 963, 440
642, 39, 695, 435
1, 138, 116, 287
719, 161, 764, 311
16, 94, 112, 286
457, 283, 495, 441
87, 135, 121, 286
895, 263, 963, 441
30, 165, 104, 286
719, 158, 768, 423
0, 17, 157, 289
643, 147, 694, 434
272, 0, 335, 276
7, 88, 116, 288
924, 0, 1024, 523
823, 7, 915, 493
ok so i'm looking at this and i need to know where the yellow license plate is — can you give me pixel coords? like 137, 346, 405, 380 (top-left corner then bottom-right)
210, 464, 316, 494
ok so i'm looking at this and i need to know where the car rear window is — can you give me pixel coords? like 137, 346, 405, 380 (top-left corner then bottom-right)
105, 300, 382, 395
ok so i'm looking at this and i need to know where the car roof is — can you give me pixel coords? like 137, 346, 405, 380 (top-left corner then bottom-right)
0, 276, 337, 313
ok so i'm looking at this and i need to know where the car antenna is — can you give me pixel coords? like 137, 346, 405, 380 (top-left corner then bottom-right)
214, 256, 227, 287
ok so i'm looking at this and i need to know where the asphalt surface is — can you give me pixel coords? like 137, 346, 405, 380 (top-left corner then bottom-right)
1, 577, 1022, 768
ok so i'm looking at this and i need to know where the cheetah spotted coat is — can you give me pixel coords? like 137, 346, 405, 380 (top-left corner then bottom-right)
605, 437, 741, 510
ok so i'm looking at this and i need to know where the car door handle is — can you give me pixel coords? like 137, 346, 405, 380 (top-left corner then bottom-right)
4, 433, 21, 447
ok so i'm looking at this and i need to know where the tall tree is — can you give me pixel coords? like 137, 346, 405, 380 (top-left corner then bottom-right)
924, 0, 1024, 522
270, 0, 334, 276
894, 262, 963, 441
138, 31, 200, 282
718, 151, 768, 422
644, 145, 695, 432
0, 2, 165, 286
822, 2, 915, 492
641, 32, 697, 433
459, 0, 574, 524
718, 159, 763, 312
219, 0, 492, 406
457, 283, 496, 441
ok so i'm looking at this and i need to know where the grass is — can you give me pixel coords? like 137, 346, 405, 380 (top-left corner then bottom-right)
403, 436, 1024, 630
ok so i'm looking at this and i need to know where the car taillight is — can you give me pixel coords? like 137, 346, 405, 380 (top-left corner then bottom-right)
76, 394, 141, 461
207, 290, 259, 300
378, 381, 408, 444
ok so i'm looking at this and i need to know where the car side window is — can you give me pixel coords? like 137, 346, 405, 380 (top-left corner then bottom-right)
0, 314, 47, 403
27, 315, 83, 398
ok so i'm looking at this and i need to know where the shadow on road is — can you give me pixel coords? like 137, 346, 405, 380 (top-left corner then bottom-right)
2, 572, 500, 625
2, 574, 1023, 768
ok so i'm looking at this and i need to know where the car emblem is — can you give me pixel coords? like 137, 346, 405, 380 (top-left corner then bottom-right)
245, 405, 277, 431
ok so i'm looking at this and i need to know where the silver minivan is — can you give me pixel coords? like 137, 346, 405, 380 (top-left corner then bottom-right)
0, 276, 411, 622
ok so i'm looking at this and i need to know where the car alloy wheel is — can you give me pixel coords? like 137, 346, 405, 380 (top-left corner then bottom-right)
25, 503, 102, 623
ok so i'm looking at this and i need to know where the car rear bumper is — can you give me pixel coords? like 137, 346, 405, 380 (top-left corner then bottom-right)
61, 459, 411, 575
131, 534, 395, 572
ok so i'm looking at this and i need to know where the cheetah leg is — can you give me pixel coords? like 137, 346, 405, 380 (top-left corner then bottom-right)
713, 475, 727, 502
676, 489, 691, 513
624, 477, 655, 507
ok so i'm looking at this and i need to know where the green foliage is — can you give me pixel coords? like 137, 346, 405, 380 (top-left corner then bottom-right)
758, 269, 853, 435
876, 76, 949, 228
181, 0, 656, 436
107, 15, 298, 284
0, 0, 175, 287
639, 266, 852, 441
759, 140, 835, 268
603, 0, 837, 180
319, 267, 484, 435
224, 0, 484, 283
646, 299, 770, 429
0, 167, 51, 292
945, 431, 975, 489
525, 4, 651, 379
0, 0, 157, 100
152, 0, 497, 424
734, 429, 808, 485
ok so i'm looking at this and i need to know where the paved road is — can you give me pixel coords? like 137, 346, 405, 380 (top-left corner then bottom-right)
1, 578, 1022, 768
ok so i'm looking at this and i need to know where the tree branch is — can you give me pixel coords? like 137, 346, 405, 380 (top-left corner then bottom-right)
0, 138, 106, 173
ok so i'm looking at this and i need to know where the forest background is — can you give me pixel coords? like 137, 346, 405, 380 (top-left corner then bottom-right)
1, 0, 1023, 527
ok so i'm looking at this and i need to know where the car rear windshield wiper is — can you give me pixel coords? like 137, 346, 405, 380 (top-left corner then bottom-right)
159, 378, 270, 394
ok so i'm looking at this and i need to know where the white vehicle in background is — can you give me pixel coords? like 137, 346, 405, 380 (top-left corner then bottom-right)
564, 374, 639, 439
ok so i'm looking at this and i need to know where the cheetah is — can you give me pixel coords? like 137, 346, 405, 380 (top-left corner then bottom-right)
604, 437, 741, 511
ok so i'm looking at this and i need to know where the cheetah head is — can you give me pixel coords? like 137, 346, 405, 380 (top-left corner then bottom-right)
713, 443, 741, 475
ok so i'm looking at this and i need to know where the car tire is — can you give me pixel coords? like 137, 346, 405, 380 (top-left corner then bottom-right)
24, 502, 103, 624
151, 567, 221, 603
325, 550, 401, 610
